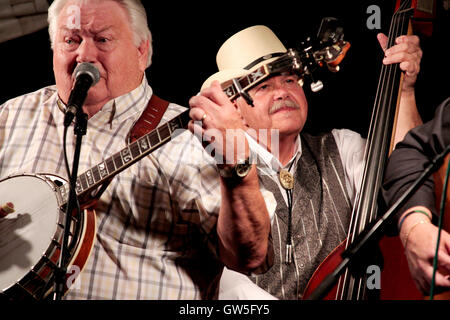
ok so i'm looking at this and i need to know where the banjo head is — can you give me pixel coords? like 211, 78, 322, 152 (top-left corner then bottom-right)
0, 174, 61, 293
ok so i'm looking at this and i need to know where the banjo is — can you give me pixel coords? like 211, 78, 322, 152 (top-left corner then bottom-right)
0, 109, 190, 300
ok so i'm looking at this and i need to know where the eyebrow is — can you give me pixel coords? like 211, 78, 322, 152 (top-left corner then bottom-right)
60, 26, 114, 34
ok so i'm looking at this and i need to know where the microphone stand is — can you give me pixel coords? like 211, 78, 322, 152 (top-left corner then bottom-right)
306, 144, 450, 300
53, 105, 88, 301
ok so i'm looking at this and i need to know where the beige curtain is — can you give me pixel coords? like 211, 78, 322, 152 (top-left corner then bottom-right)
0, 0, 49, 43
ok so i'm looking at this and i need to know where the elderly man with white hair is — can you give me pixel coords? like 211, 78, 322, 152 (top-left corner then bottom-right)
0, 0, 274, 300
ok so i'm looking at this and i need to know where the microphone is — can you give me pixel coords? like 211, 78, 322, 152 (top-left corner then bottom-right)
64, 62, 100, 126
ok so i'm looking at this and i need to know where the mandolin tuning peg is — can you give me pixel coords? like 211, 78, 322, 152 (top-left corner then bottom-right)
327, 65, 340, 72
311, 80, 324, 92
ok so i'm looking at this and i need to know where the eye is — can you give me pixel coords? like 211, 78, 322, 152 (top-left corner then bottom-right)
257, 84, 269, 91
64, 37, 76, 44
285, 77, 296, 84
97, 37, 109, 43
63, 37, 80, 48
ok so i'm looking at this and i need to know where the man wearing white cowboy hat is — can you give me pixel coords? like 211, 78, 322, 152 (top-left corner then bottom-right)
188, 25, 423, 299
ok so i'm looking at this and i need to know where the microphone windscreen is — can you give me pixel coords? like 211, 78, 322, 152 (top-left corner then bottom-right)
73, 62, 100, 86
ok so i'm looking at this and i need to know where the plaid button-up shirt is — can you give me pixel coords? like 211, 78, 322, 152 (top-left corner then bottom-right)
0, 77, 275, 299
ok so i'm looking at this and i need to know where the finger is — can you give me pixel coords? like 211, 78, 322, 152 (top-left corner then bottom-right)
395, 35, 420, 47
385, 41, 422, 57
189, 107, 207, 122
187, 120, 204, 138
437, 236, 450, 272
438, 254, 450, 275
430, 272, 450, 290
201, 81, 236, 109
399, 61, 420, 77
383, 51, 419, 67
442, 231, 450, 253
377, 33, 388, 52
189, 95, 217, 115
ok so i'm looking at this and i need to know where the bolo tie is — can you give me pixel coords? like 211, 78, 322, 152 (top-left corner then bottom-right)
278, 160, 295, 264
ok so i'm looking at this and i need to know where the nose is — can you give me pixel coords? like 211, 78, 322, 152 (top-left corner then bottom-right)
272, 82, 290, 100
76, 39, 98, 64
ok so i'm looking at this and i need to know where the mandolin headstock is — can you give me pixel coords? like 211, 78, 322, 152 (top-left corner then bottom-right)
294, 17, 351, 91
220, 17, 351, 102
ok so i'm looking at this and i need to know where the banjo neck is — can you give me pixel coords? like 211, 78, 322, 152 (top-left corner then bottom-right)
57, 110, 190, 207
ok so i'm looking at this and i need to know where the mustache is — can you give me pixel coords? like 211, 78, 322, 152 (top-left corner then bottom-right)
269, 99, 300, 114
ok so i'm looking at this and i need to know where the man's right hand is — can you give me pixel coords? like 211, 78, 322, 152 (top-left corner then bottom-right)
188, 81, 250, 167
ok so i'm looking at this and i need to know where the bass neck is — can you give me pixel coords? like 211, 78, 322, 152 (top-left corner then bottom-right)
338, 0, 415, 300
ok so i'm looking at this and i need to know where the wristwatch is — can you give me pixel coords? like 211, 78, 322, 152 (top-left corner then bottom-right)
218, 157, 253, 180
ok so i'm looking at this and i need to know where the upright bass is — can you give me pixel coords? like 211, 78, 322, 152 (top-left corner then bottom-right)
303, 0, 436, 300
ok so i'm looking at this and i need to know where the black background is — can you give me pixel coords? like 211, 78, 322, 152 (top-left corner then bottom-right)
1, 0, 448, 137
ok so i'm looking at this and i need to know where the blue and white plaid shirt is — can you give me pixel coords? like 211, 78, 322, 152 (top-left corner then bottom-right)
0, 77, 276, 299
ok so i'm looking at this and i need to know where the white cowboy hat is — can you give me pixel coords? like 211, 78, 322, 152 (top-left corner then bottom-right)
201, 25, 288, 92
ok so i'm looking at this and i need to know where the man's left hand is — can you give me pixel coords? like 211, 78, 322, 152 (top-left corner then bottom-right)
377, 33, 422, 93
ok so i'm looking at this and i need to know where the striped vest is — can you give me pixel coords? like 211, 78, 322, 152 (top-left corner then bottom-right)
251, 132, 353, 299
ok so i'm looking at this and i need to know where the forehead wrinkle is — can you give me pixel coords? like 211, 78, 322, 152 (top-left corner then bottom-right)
57, 1, 124, 33
58, 21, 115, 34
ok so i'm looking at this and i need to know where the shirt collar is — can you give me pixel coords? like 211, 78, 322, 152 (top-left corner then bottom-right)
57, 75, 152, 128
246, 132, 302, 174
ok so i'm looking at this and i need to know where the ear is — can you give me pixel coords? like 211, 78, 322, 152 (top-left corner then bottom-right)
137, 39, 150, 71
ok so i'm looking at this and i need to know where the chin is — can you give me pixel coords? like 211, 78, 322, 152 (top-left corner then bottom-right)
85, 87, 109, 104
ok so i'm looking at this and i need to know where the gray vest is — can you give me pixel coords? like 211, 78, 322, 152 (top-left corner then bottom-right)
251, 132, 352, 299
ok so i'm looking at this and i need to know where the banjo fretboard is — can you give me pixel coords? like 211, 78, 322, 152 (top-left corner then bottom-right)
58, 110, 190, 204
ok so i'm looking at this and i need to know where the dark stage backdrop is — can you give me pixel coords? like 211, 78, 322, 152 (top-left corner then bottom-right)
1, 0, 448, 137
